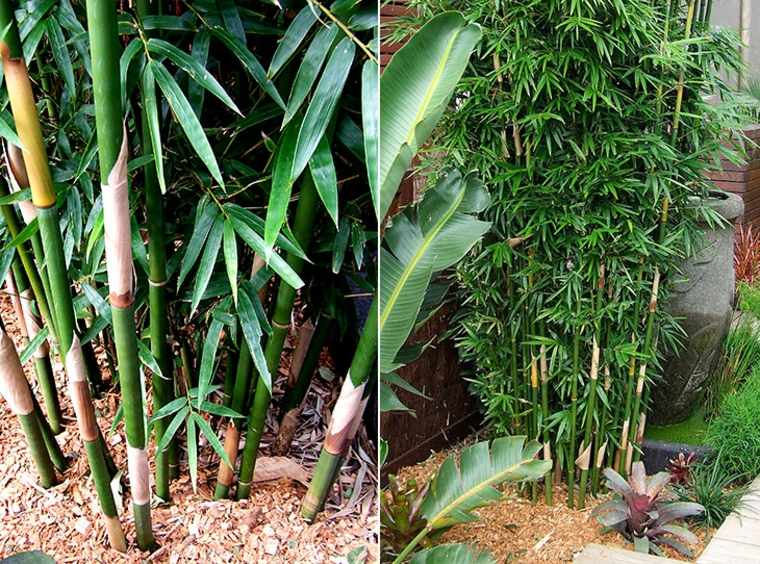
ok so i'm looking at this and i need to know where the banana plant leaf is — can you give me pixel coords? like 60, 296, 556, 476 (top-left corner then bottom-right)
379, 11, 481, 220
410, 544, 496, 564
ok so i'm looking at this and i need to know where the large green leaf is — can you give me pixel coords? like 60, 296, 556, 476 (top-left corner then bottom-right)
411, 544, 496, 564
420, 437, 550, 530
150, 60, 225, 188
379, 12, 481, 220
379, 170, 490, 373
291, 36, 355, 183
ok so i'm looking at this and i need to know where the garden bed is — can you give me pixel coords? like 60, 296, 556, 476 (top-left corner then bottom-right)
393, 437, 712, 563
0, 294, 378, 563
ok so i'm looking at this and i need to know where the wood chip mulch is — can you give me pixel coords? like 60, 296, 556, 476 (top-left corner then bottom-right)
0, 293, 378, 563
393, 437, 712, 563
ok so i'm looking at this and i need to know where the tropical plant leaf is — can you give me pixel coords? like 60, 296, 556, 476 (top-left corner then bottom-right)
197, 319, 224, 408
237, 282, 271, 392
187, 413, 198, 491
379, 170, 490, 372
379, 12, 481, 220
410, 544, 496, 564
178, 199, 218, 290
149, 396, 188, 424
420, 437, 550, 529
0, 550, 57, 564
190, 214, 224, 317
156, 407, 188, 453
332, 216, 350, 273
223, 219, 238, 304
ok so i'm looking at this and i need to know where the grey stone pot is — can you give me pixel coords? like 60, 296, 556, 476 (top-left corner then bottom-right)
649, 191, 744, 425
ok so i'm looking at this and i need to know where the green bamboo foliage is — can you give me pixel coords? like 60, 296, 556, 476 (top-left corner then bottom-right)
0, 323, 56, 488
391, 0, 751, 510
85, 0, 155, 549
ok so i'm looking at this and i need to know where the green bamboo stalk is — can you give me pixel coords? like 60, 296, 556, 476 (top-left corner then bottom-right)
301, 299, 377, 522
591, 364, 610, 495
539, 342, 552, 505
671, 0, 696, 142
0, 324, 56, 488
136, 0, 175, 503
236, 175, 320, 501
566, 300, 581, 508
222, 348, 237, 407
577, 265, 605, 509
86, 0, 155, 549
0, 1, 125, 550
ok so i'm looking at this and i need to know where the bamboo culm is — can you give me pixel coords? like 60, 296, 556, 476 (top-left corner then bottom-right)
236, 175, 319, 500
0, 0, 126, 550
86, 0, 155, 549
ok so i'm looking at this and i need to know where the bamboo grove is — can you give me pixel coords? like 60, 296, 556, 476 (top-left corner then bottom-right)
389, 0, 753, 508
0, 0, 377, 551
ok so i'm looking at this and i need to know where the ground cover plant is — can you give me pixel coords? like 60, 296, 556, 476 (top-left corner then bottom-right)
706, 366, 760, 480
0, 0, 377, 554
389, 0, 753, 510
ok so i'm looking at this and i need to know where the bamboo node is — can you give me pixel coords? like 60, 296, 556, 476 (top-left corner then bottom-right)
0, 330, 33, 415
127, 446, 151, 506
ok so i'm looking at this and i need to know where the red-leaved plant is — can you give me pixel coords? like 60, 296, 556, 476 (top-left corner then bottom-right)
592, 462, 704, 557
667, 452, 697, 485
735, 224, 760, 285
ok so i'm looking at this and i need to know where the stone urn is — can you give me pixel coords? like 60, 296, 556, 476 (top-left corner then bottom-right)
649, 191, 744, 425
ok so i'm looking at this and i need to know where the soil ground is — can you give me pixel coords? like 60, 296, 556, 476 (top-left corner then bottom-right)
0, 292, 378, 563
391, 435, 712, 563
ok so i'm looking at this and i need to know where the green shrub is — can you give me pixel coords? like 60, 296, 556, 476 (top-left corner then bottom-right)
675, 457, 748, 529
738, 282, 760, 317
706, 370, 760, 480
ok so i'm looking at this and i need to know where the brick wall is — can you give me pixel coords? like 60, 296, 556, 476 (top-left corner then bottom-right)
709, 125, 760, 226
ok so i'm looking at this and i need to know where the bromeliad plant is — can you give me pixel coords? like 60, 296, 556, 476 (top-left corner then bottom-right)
390, 0, 754, 509
0, 0, 377, 551
593, 462, 704, 557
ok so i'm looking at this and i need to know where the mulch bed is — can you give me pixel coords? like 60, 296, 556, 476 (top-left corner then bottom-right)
392, 436, 712, 563
0, 293, 378, 563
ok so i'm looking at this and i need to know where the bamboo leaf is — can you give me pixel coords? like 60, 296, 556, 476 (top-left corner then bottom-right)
197, 319, 224, 408
156, 407, 188, 453
141, 64, 166, 194
120, 38, 143, 109
291, 36, 355, 183
0, 188, 31, 205
223, 219, 238, 304
268, 5, 318, 78
192, 412, 233, 470
0, 113, 21, 148
187, 414, 198, 491
188, 31, 211, 116
332, 217, 350, 274
136, 338, 164, 381
420, 437, 550, 529
226, 203, 308, 260
146, 38, 241, 115
149, 396, 188, 424
380, 12, 481, 220
361, 59, 378, 216
150, 60, 225, 188
237, 283, 271, 392
211, 27, 286, 110
199, 400, 243, 418
45, 18, 75, 110
231, 215, 303, 290
3, 218, 38, 252
178, 200, 218, 290
216, 0, 245, 43
19, 326, 49, 364
308, 135, 338, 227
191, 214, 224, 317
264, 119, 299, 253
283, 23, 339, 127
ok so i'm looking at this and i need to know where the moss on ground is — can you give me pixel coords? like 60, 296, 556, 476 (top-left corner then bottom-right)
645, 406, 709, 445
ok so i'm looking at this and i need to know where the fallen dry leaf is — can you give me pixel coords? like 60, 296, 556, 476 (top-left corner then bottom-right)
253, 456, 310, 486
